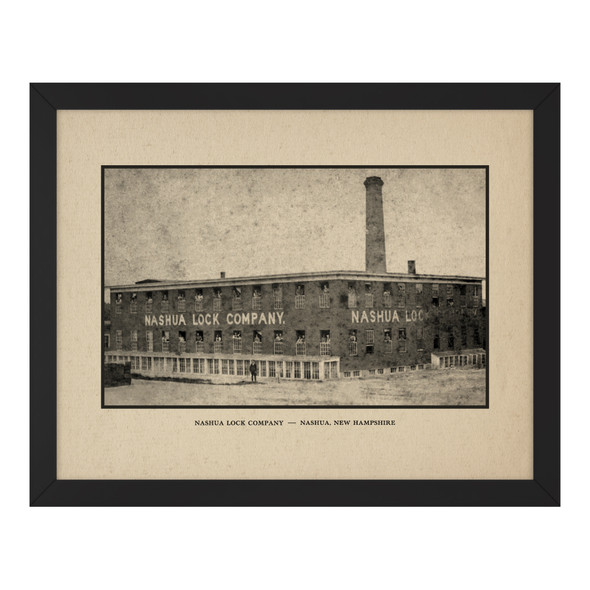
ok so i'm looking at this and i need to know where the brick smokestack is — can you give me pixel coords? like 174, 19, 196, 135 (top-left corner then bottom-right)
364, 176, 387, 273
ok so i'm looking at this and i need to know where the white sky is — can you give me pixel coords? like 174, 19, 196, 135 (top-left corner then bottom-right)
104, 167, 486, 286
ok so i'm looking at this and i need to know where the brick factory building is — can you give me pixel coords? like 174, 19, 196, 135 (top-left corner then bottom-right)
104, 177, 486, 381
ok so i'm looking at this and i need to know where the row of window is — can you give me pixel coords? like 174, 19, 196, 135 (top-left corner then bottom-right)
342, 365, 428, 377
106, 326, 482, 355
114, 283, 481, 313
105, 354, 339, 380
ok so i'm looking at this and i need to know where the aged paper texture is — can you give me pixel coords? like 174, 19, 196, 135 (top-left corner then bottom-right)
57, 109, 533, 479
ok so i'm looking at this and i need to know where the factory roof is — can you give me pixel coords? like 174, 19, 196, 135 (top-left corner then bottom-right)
108, 269, 484, 291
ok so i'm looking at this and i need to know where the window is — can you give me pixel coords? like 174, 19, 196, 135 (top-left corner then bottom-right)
294, 362, 301, 379
365, 329, 374, 354
398, 328, 407, 353
161, 330, 170, 352
146, 330, 153, 352
145, 292, 153, 313
193, 358, 205, 374
207, 358, 219, 374
348, 330, 358, 355
253, 331, 262, 354
304, 362, 311, 379
130, 292, 138, 313
178, 330, 187, 353
312, 362, 320, 379
161, 291, 169, 312
383, 285, 392, 308
252, 286, 262, 310
232, 287, 242, 311
417, 326, 424, 351
295, 284, 305, 309
461, 324, 467, 346
214, 330, 223, 353
285, 361, 292, 379
273, 285, 283, 310
179, 358, 187, 373
115, 293, 123, 314
273, 331, 284, 355
320, 331, 331, 355
353, 370, 361, 377
415, 283, 423, 307
115, 330, 122, 350
431, 284, 439, 307
448, 330, 455, 349
104, 334, 110, 349
446, 284, 454, 307
397, 283, 406, 307
348, 284, 357, 308
236, 360, 244, 376
296, 331, 306, 355
268, 360, 276, 378
177, 290, 186, 312
364, 284, 373, 308
213, 289, 222, 312
384, 329, 393, 353
232, 330, 242, 353
130, 330, 138, 351
195, 330, 204, 353
222, 359, 229, 375
194, 290, 204, 311
319, 283, 330, 308
259, 361, 267, 377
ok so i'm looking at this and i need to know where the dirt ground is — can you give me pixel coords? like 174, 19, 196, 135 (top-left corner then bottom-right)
104, 368, 486, 406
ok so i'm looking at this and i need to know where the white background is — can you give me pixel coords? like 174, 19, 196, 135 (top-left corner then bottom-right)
1, 1, 585, 589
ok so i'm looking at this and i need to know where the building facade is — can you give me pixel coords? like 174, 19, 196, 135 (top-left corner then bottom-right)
104, 176, 486, 380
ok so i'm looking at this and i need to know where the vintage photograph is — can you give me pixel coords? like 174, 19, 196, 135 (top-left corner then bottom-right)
103, 167, 487, 407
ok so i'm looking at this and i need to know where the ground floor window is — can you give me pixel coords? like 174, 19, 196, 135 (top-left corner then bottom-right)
190, 358, 203, 374
294, 362, 301, 379
285, 361, 292, 379
304, 361, 311, 379
236, 360, 244, 376
312, 362, 320, 379
268, 361, 276, 377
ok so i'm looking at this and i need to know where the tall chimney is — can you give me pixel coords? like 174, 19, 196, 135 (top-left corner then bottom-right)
364, 176, 387, 273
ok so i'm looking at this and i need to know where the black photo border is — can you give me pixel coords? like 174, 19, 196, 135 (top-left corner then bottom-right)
30, 83, 559, 506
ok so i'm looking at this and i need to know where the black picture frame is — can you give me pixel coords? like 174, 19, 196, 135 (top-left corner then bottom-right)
30, 83, 560, 506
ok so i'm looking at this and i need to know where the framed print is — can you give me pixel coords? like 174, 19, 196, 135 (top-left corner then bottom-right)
30, 83, 560, 506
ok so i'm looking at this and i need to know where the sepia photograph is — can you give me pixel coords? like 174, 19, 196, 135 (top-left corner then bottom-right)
103, 166, 487, 407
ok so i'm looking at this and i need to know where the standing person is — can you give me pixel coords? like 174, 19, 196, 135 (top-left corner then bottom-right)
249, 360, 257, 383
